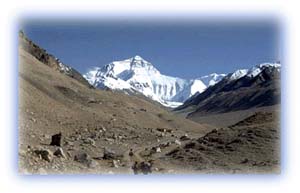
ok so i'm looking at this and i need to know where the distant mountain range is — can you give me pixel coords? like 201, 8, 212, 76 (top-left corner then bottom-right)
84, 55, 225, 107
20, 30, 280, 111
175, 62, 281, 116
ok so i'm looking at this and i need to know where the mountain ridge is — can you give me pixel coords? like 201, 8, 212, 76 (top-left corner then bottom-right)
175, 62, 281, 117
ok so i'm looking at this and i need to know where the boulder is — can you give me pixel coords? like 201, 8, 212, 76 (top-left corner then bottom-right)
50, 132, 62, 146
132, 161, 152, 175
74, 152, 97, 168
53, 147, 65, 158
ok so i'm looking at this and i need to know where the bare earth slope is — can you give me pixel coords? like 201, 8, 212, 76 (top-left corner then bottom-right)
18, 47, 215, 174
162, 111, 280, 173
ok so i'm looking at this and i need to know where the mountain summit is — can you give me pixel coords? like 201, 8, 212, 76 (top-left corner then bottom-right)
84, 56, 220, 107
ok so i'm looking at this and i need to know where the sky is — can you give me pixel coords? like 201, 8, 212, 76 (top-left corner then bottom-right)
21, 19, 279, 79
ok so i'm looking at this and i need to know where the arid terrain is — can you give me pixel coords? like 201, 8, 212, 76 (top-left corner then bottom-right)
18, 33, 280, 174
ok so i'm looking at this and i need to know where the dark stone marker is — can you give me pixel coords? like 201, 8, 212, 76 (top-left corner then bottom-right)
50, 132, 62, 146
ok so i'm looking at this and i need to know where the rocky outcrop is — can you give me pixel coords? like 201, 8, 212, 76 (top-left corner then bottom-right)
19, 30, 92, 88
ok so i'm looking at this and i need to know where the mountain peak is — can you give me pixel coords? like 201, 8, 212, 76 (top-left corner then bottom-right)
132, 55, 144, 60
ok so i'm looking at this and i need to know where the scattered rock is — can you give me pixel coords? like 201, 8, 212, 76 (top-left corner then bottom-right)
50, 132, 62, 147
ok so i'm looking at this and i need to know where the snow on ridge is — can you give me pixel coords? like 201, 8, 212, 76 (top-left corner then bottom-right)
225, 62, 281, 81
247, 62, 281, 78
84, 55, 210, 107
199, 73, 226, 86
228, 69, 249, 80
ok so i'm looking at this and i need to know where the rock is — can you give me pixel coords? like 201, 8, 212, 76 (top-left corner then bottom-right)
241, 158, 249, 164
174, 140, 181, 146
83, 138, 95, 145
156, 147, 162, 153
132, 161, 152, 175
64, 140, 74, 146
74, 152, 89, 163
104, 138, 114, 142
50, 132, 62, 146
34, 149, 52, 162
53, 147, 65, 158
112, 160, 120, 168
74, 152, 97, 168
103, 148, 122, 160
87, 98, 97, 103
180, 134, 190, 141
30, 117, 36, 123
76, 134, 82, 140
129, 149, 134, 156
43, 134, 50, 139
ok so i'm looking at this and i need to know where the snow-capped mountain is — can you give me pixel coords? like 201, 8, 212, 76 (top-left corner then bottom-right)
223, 62, 281, 82
84, 55, 211, 107
199, 73, 226, 87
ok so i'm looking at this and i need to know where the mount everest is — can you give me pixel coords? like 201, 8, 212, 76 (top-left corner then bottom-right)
84, 55, 224, 107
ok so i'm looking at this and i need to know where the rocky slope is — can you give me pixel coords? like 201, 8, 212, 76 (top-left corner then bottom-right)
175, 63, 281, 117
19, 31, 92, 88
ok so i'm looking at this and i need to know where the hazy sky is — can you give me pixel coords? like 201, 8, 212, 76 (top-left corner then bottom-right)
22, 19, 279, 79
